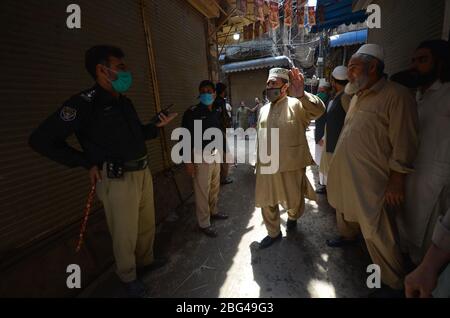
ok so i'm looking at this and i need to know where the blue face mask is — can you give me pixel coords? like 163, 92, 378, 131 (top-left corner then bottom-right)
106, 67, 133, 93
199, 93, 215, 106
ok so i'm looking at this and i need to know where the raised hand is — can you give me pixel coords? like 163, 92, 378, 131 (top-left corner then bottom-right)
288, 67, 305, 98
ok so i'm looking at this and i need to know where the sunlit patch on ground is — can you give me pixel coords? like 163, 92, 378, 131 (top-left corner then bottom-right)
307, 279, 336, 298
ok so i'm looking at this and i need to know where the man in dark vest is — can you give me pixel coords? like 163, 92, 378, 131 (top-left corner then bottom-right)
319, 67, 351, 193
314, 79, 331, 194
319, 66, 354, 247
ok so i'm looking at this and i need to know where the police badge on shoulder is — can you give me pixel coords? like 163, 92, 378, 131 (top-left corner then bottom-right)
60, 106, 77, 122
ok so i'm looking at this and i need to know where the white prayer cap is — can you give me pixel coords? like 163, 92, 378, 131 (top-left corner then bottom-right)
268, 68, 290, 82
332, 66, 348, 81
355, 44, 385, 62
319, 78, 331, 88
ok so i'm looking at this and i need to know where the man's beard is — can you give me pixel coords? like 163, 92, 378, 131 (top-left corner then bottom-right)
345, 74, 370, 95
415, 67, 439, 87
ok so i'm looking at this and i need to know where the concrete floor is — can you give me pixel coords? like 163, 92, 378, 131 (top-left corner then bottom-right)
85, 127, 373, 298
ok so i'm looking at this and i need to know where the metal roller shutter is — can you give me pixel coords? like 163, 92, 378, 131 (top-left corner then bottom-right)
367, 0, 445, 75
0, 0, 208, 259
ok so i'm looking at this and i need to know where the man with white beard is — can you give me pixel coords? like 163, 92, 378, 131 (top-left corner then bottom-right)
326, 44, 419, 297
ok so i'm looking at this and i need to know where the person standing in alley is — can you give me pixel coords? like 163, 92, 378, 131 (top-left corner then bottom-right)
28, 45, 177, 297
326, 44, 419, 297
237, 101, 250, 131
318, 66, 351, 196
314, 79, 331, 194
255, 67, 325, 249
249, 97, 263, 128
182, 80, 229, 238
397, 40, 450, 268
214, 82, 233, 185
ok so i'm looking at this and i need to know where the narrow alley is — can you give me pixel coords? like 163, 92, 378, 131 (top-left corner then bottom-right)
1, 0, 449, 302
85, 127, 371, 298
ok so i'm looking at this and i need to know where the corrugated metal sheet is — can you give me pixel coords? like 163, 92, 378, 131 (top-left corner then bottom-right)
222, 56, 291, 73
313, 0, 368, 32
368, 0, 445, 75
0, 0, 208, 257
147, 0, 209, 153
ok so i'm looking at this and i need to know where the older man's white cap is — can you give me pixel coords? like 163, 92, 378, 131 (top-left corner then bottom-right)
331, 66, 348, 81
268, 68, 290, 82
319, 78, 331, 88
355, 44, 385, 62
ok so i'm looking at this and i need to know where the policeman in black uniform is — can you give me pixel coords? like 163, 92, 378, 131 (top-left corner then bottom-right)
213, 82, 233, 185
182, 80, 229, 238
29, 45, 177, 297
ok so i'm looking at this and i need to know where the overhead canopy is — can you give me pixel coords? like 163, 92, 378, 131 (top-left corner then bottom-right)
186, 0, 220, 18
312, 0, 368, 32
330, 29, 368, 47
222, 56, 291, 74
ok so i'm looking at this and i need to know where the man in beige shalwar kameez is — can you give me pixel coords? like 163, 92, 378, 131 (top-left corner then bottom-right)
327, 44, 419, 296
255, 67, 325, 249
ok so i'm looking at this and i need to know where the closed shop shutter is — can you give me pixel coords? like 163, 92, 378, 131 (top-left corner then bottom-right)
146, 0, 209, 151
0, 0, 208, 259
368, 0, 445, 75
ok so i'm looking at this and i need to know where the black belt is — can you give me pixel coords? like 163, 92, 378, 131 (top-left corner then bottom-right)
123, 157, 149, 172
103, 156, 148, 179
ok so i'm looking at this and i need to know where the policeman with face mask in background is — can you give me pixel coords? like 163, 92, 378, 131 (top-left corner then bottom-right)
182, 80, 229, 238
29, 45, 177, 298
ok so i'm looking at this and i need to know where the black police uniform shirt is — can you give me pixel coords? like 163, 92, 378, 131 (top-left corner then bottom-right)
29, 84, 159, 169
213, 96, 232, 131
181, 103, 222, 157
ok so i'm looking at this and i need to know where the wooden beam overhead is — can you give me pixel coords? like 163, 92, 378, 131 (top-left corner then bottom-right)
187, 0, 220, 18
212, 0, 228, 16
208, 7, 238, 39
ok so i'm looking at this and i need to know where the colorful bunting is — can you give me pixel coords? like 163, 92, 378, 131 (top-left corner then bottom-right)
269, 1, 280, 30
284, 0, 293, 27
308, 6, 316, 26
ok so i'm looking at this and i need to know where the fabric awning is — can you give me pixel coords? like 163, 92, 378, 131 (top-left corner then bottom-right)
221, 56, 291, 74
312, 0, 368, 32
330, 29, 368, 47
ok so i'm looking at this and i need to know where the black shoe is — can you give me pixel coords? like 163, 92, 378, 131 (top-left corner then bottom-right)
221, 177, 233, 185
259, 233, 282, 249
368, 285, 405, 298
123, 280, 149, 298
211, 213, 229, 220
137, 257, 168, 276
326, 236, 359, 248
200, 226, 218, 237
315, 185, 327, 194
286, 219, 297, 231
